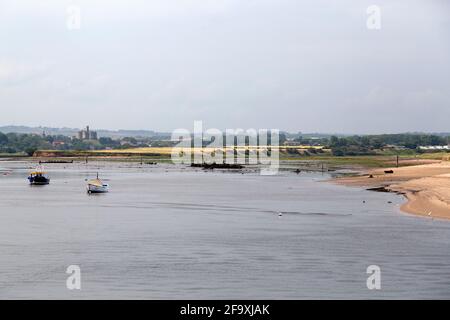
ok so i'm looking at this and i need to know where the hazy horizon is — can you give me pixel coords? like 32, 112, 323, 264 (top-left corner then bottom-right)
1, 0, 449, 133
3, 123, 450, 136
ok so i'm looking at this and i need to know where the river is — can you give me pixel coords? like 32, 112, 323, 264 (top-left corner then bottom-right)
1, 161, 449, 299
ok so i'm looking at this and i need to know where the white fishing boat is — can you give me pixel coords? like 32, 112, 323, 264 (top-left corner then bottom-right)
87, 173, 109, 193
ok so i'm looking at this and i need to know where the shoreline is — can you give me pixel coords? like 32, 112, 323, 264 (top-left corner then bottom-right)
333, 161, 450, 220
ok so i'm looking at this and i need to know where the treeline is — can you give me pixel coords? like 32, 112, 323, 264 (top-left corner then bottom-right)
0, 132, 52, 155
0, 132, 153, 155
328, 134, 449, 156
1, 131, 449, 157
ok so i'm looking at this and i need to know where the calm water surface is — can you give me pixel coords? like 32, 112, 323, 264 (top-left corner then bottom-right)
1, 161, 450, 299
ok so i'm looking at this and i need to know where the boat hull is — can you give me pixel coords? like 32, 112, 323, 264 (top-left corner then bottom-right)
28, 176, 50, 185
30, 181, 50, 185
87, 184, 109, 193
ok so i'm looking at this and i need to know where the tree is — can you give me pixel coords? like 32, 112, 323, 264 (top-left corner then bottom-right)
25, 147, 37, 156
0, 132, 8, 145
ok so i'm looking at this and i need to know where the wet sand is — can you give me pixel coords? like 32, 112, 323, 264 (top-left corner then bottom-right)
335, 161, 450, 219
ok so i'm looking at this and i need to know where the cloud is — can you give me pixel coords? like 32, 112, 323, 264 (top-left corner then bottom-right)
0, 0, 449, 132
0, 60, 49, 86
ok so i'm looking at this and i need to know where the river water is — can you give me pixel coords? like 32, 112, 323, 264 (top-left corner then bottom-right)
1, 160, 450, 299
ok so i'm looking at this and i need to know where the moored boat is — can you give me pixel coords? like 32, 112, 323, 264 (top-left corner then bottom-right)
87, 173, 109, 193
28, 171, 50, 185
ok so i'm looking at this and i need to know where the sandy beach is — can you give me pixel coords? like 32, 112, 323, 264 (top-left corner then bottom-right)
335, 161, 450, 220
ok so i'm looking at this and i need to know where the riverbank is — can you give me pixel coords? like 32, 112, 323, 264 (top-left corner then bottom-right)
334, 161, 450, 219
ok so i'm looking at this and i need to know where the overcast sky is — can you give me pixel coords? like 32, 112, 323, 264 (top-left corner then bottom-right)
0, 0, 449, 133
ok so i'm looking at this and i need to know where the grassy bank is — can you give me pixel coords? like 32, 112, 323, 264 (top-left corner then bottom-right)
10, 148, 448, 170
284, 153, 449, 168
0, 152, 29, 158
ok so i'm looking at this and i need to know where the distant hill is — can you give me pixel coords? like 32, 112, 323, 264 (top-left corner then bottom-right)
0, 126, 78, 136
98, 129, 170, 138
0, 126, 170, 138
1, 125, 449, 139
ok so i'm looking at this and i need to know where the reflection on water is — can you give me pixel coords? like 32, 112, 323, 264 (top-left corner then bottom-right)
1, 161, 450, 299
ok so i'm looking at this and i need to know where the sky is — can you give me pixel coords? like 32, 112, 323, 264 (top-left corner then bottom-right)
0, 0, 449, 133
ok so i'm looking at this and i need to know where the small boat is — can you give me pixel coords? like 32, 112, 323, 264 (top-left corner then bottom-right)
28, 171, 50, 185
87, 173, 109, 194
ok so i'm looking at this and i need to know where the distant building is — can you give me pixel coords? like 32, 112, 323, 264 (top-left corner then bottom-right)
383, 144, 407, 150
52, 141, 65, 147
78, 126, 98, 140
419, 145, 450, 150
283, 139, 300, 146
